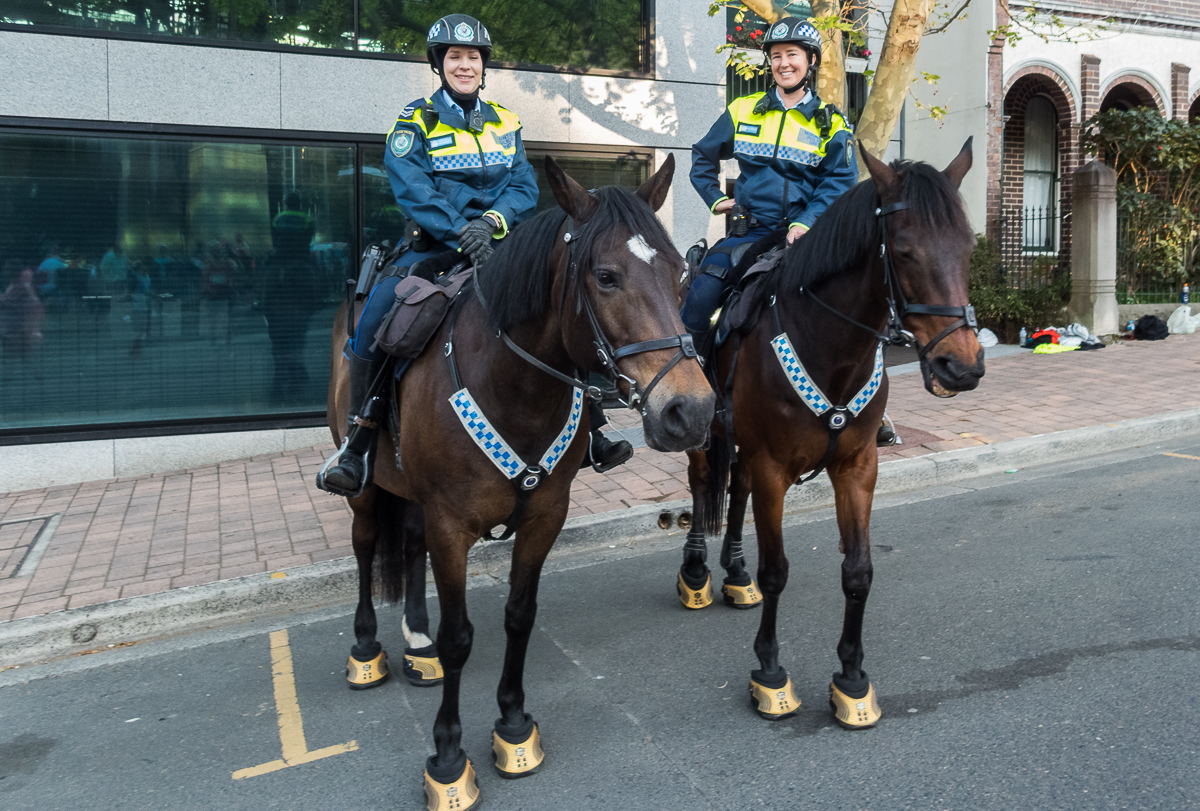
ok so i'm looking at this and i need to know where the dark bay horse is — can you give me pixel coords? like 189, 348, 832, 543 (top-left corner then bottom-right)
680, 141, 984, 726
326, 156, 714, 809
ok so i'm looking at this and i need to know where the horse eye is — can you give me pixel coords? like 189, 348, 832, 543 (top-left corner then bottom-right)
596, 269, 618, 289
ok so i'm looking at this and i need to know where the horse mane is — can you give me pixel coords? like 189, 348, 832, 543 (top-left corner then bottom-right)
478, 185, 679, 332
778, 159, 969, 296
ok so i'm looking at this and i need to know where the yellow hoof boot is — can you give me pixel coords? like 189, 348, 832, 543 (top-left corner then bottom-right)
492, 717, 545, 779
677, 571, 713, 610
346, 647, 389, 690
721, 577, 763, 609
403, 645, 444, 688
423, 757, 479, 811
829, 674, 881, 729
749, 669, 801, 720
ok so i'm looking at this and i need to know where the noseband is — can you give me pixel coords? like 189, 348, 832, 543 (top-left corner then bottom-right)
477, 216, 697, 413
804, 201, 977, 359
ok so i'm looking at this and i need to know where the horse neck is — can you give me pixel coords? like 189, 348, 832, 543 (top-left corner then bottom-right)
781, 253, 889, 403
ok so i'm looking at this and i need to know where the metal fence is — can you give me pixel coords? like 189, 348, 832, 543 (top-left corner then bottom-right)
1116, 213, 1195, 304
997, 203, 1070, 290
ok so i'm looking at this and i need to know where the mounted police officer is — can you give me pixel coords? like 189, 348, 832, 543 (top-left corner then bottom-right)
318, 13, 632, 497
683, 17, 856, 353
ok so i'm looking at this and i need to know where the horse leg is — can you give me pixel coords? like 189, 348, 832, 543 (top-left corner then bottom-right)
421, 516, 481, 809
827, 453, 883, 729
747, 469, 801, 720
346, 489, 389, 689
718, 460, 763, 609
399, 503, 443, 688
491, 512, 561, 780
678, 448, 714, 608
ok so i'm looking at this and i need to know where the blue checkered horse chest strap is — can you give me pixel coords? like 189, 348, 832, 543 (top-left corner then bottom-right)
770, 334, 884, 418
449, 387, 584, 479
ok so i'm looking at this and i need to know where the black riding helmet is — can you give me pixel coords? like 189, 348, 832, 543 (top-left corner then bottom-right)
760, 17, 822, 68
426, 13, 493, 74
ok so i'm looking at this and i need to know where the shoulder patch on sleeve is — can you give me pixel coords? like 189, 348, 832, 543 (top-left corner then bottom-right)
389, 129, 415, 158
846, 141, 854, 167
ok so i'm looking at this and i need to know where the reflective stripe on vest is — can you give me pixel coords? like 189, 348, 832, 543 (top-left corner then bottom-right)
728, 94, 848, 167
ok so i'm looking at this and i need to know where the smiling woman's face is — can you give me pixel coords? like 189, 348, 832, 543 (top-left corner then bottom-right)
769, 44, 810, 90
443, 47, 483, 94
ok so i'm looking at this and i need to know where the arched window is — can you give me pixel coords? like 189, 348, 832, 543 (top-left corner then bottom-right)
1023, 95, 1057, 250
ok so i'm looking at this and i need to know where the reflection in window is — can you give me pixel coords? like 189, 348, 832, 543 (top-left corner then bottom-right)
0, 132, 355, 432
527, 152, 651, 212
2, 0, 646, 71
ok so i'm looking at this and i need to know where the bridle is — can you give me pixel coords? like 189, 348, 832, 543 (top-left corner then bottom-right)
476, 215, 698, 412
803, 200, 977, 361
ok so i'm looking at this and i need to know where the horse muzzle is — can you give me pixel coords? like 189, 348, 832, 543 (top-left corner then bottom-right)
923, 347, 985, 397
642, 389, 715, 452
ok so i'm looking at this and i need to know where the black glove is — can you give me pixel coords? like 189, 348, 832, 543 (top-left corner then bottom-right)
457, 217, 496, 267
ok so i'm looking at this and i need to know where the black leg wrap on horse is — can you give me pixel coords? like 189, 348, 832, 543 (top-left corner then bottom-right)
425, 750, 469, 785
351, 640, 382, 660
832, 670, 871, 699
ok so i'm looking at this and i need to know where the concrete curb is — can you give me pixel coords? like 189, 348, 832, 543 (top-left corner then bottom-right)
5, 406, 1200, 670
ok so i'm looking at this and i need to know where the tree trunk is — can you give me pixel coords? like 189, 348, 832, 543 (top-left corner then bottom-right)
854, 0, 937, 176
811, 0, 845, 111
740, 0, 785, 23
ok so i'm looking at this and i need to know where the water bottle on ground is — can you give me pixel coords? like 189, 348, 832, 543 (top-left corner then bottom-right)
1018, 327, 1027, 347
1183, 283, 1190, 304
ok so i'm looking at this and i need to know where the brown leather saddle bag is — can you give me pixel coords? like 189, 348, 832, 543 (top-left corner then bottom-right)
372, 268, 473, 358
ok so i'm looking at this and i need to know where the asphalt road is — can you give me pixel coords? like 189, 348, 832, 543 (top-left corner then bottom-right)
2, 440, 1199, 811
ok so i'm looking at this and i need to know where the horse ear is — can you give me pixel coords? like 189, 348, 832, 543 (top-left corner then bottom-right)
859, 140, 897, 193
943, 137, 973, 189
635, 153, 674, 212
544, 156, 598, 223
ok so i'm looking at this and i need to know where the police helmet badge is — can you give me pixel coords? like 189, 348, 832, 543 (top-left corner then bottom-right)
772, 22, 789, 37
454, 22, 474, 41
390, 130, 414, 158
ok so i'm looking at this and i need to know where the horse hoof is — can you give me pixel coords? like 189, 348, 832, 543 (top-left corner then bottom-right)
424, 757, 479, 811
829, 672, 882, 729
749, 668, 800, 720
404, 645, 444, 688
677, 571, 713, 609
721, 577, 763, 609
346, 648, 389, 690
492, 718, 545, 779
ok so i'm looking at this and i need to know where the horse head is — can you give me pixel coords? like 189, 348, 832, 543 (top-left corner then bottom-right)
543, 155, 715, 452
861, 139, 985, 397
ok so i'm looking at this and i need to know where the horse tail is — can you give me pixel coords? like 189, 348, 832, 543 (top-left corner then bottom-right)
372, 488, 408, 604
702, 438, 730, 538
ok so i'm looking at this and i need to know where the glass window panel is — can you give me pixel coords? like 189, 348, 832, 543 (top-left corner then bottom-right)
358, 0, 644, 71
1022, 96, 1056, 250
1023, 96, 1056, 173
360, 145, 408, 248
1, 0, 354, 49
0, 131, 355, 432
526, 152, 651, 212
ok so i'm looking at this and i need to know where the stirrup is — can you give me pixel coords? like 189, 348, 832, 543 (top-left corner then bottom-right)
876, 412, 900, 447
315, 438, 373, 498
589, 431, 634, 474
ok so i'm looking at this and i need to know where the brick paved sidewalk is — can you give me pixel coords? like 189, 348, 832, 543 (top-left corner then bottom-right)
4, 333, 1199, 624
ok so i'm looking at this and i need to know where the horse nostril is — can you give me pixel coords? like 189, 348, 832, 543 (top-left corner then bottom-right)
661, 395, 691, 439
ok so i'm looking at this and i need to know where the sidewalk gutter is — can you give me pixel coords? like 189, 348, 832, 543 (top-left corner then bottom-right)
4, 406, 1200, 671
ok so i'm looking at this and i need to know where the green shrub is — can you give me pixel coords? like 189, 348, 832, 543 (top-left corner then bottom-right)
968, 236, 1069, 343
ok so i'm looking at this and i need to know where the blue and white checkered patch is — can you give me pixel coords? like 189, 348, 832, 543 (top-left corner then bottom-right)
432, 150, 512, 171
734, 139, 774, 159
538, 388, 584, 474
450, 389, 524, 479
777, 145, 822, 166
450, 386, 584, 479
772, 334, 884, 418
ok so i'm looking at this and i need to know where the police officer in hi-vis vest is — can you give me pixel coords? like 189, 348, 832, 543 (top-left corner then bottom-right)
318, 13, 633, 497
682, 17, 856, 352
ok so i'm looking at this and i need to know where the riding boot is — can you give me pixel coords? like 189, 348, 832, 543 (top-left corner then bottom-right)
876, 411, 900, 447
582, 401, 633, 472
318, 353, 387, 496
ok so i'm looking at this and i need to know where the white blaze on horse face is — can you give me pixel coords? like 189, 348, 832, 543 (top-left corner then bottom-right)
627, 234, 657, 265
402, 615, 433, 650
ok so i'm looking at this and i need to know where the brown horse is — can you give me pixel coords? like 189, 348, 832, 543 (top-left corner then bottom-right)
679, 141, 984, 726
326, 156, 714, 809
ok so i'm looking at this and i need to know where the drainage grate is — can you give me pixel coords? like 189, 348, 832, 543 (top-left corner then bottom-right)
0, 513, 61, 579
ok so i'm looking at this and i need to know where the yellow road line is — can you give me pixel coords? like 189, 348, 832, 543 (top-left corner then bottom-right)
232, 629, 358, 779
1162, 452, 1200, 461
